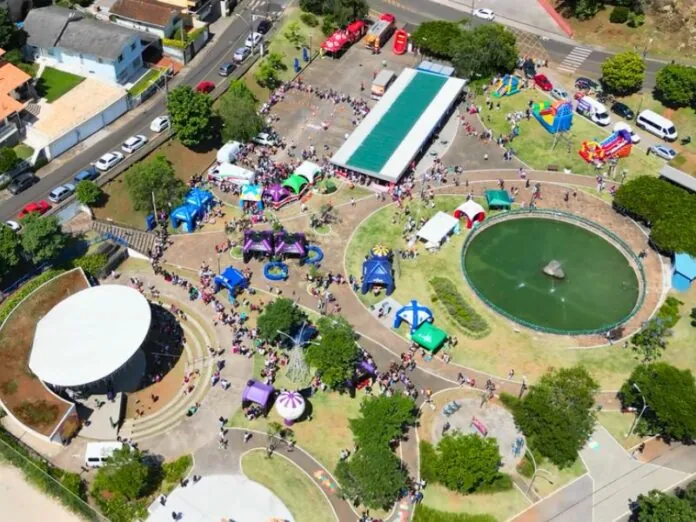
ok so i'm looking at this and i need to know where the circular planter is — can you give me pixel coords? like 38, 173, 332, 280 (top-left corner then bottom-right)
313, 224, 331, 235
264, 261, 289, 281
229, 246, 243, 260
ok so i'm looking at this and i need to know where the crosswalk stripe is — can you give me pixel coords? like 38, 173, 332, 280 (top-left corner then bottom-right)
558, 46, 593, 74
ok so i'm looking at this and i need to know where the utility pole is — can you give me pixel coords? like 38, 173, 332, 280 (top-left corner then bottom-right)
627, 382, 647, 439
152, 191, 158, 224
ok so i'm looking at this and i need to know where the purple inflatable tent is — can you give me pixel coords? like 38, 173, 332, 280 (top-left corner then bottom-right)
264, 184, 291, 203
243, 230, 274, 263
242, 379, 275, 410
273, 231, 307, 259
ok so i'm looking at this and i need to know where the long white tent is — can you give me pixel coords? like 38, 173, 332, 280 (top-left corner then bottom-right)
417, 211, 459, 245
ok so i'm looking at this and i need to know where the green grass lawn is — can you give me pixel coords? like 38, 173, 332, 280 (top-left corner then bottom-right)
597, 411, 645, 450
422, 483, 529, 522
13, 144, 33, 160
36, 67, 84, 103
128, 68, 163, 97
527, 457, 586, 498
476, 89, 662, 179
241, 450, 336, 522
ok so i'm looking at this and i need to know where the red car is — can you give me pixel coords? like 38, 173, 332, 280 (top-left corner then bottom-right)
195, 81, 215, 94
18, 200, 51, 219
534, 74, 553, 91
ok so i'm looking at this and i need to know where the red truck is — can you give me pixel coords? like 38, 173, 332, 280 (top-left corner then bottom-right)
320, 20, 367, 56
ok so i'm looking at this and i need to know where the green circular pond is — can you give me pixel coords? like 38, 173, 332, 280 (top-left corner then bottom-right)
462, 217, 641, 333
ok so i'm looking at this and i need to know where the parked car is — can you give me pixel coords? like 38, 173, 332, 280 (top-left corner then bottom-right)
533, 74, 552, 91
245, 31, 263, 48
121, 135, 148, 154
252, 132, 276, 146
575, 77, 602, 93
48, 183, 75, 203
256, 19, 272, 34
472, 8, 495, 20
649, 144, 678, 161
196, 81, 215, 94
611, 102, 634, 120
74, 166, 100, 183
4, 220, 21, 232
233, 47, 251, 62
150, 115, 170, 133
550, 87, 569, 100
218, 62, 236, 77
18, 200, 51, 219
95, 151, 124, 171
8, 172, 37, 195
613, 122, 640, 144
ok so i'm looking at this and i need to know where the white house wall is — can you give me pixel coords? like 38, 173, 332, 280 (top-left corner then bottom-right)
113, 18, 167, 39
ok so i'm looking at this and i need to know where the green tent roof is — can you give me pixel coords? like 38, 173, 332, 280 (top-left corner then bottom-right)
282, 174, 309, 194
485, 189, 512, 209
411, 322, 447, 352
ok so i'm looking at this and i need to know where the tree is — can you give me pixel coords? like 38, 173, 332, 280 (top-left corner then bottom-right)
435, 433, 505, 494
299, 0, 324, 14
20, 214, 65, 263
654, 64, 696, 109
633, 489, 696, 521
71, 253, 108, 277
256, 298, 305, 343
330, 0, 368, 27
630, 317, 671, 362
335, 445, 407, 509
411, 21, 463, 59
452, 25, 518, 79
601, 52, 645, 95
91, 446, 151, 502
0, 8, 26, 51
513, 366, 599, 468
166, 85, 214, 147
0, 223, 21, 278
227, 79, 257, 103
125, 155, 186, 213
255, 53, 287, 90
349, 393, 416, 447
619, 363, 696, 441
306, 315, 360, 388
0, 147, 19, 173
218, 91, 265, 143
74, 180, 103, 206
284, 21, 306, 48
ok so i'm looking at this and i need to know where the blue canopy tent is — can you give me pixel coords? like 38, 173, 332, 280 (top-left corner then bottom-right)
214, 267, 249, 302
361, 256, 394, 296
672, 253, 696, 292
170, 204, 201, 232
393, 300, 433, 333
185, 188, 215, 211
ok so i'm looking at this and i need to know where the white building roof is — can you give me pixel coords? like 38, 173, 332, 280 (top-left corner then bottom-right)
29, 285, 152, 387
660, 165, 696, 193
417, 211, 459, 244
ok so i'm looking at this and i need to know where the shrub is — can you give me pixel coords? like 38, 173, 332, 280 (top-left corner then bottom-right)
321, 15, 337, 36
609, 6, 629, 23
300, 12, 319, 27
477, 472, 513, 493
0, 269, 64, 324
71, 253, 108, 277
419, 441, 439, 483
414, 503, 496, 522
627, 12, 645, 27
299, 0, 323, 14
429, 277, 489, 334
656, 296, 682, 328
320, 179, 337, 194
162, 455, 192, 484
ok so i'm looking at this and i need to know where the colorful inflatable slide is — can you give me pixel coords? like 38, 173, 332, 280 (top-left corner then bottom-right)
492, 75, 521, 98
532, 100, 573, 134
579, 129, 633, 163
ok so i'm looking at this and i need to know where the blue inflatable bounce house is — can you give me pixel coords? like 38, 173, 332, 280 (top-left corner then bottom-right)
393, 300, 433, 333
361, 256, 394, 296
214, 266, 249, 302
170, 189, 215, 232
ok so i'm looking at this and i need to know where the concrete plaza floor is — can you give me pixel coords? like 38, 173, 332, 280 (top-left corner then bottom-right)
147, 474, 294, 522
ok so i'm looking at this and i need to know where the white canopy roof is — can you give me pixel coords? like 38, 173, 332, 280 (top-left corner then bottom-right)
294, 161, 321, 183
29, 285, 152, 387
456, 199, 485, 219
417, 211, 459, 244
208, 163, 255, 184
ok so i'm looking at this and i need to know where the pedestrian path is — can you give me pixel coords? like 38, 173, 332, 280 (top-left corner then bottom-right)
557, 47, 593, 74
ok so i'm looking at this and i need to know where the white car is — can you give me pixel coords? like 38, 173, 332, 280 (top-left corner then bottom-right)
613, 122, 640, 144
4, 220, 21, 232
245, 32, 263, 48
95, 151, 124, 171
121, 135, 148, 154
649, 144, 678, 161
252, 132, 276, 146
550, 87, 569, 100
150, 115, 170, 133
473, 8, 495, 20
48, 183, 75, 203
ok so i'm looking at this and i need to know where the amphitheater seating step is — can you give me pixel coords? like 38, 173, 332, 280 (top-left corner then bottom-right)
91, 220, 156, 257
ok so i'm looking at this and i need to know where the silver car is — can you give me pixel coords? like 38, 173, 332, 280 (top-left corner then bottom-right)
48, 183, 75, 203
550, 87, 569, 100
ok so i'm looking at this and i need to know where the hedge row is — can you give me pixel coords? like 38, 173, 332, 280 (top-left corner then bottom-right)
0, 269, 64, 325
613, 176, 696, 256
430, 277, 489, 335
0, 427, 99, 521
414, 504, 496, 522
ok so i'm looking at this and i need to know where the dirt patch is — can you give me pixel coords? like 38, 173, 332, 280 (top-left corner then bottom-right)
0, 269, 89, 435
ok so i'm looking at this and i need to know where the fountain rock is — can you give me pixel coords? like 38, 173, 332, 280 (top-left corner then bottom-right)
543, 260, 565, 280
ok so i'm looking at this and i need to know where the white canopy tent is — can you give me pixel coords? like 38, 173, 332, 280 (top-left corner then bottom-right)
417, 211, 459, 247
294, 161, 322, 184
208, 163, 256, 186
456, 200, 485, 219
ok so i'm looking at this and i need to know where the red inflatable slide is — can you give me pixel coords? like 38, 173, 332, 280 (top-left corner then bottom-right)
392, 29, 408, 55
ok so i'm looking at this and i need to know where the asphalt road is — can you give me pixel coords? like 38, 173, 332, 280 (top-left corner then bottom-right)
0, 1, 278, 222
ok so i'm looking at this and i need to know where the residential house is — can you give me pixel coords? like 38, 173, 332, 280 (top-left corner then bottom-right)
23, 6, 152, 85
110, 0, 183, 39
156, 0, 213, 21
0, 49, 33, 147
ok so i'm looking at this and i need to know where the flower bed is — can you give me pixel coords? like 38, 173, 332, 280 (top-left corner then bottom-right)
430, 277, 489, 337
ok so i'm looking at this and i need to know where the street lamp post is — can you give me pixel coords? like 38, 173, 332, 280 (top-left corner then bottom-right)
626, 382, 647, 439
524, 447, 554, 495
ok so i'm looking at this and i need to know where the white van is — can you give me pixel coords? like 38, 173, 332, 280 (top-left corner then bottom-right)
636, 110, 678, 141
216, 141, 243, 164
85, 442, 123, 468
576, 96, 611, 126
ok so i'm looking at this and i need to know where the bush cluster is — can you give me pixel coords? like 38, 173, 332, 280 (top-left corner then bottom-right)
609, 6, 629, 23
414, 504, 496, 522
0, 269, 64, 324
656, 296, 682, 328
613, 176, 696, 256
654, 64, 696, 108
430, 277, 489, 335
162, 455, 193, 484
300, 12, 319, 27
